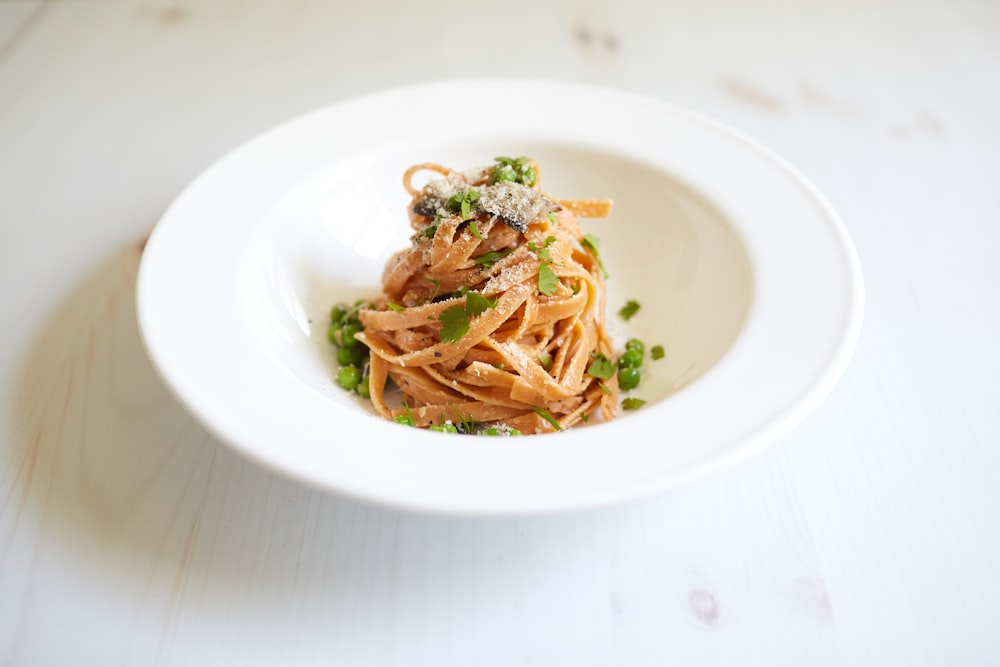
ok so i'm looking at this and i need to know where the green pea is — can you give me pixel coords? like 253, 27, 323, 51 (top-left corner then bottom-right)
492, 164, 517, 183
430, 423, 458, 433
625, 338, 645, 355
618, 349, 643, 370
356, 376, 371, 399
330, 304, 348, 325
394, 414, 415, 427
337, 344, 366, 367
651, 345, 665, 360
508, 428, 522, 436
341, 322, 364, 348
618, 367, 640, 391
483, 427, 501, 436
337, 365, 361, 390
521, 166, 537, 187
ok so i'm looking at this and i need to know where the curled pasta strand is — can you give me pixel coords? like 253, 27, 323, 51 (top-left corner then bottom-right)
402, 163, 452, 196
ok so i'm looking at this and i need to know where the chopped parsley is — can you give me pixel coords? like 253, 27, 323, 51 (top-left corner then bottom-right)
437, 291, 499, 343
473, 248, 514, 268
424, 223, 438, 238
532, 405, 562, 431
618, 300, 641, 321
468, 219, 485, 241
528, 235, 556, 261
622, 397, 646, 411
438, 305, 471, 343
538, 261, 559, 296
386, 301, 406, 311
446, 189, 480, 219
465, 291, 498, 316
581, 233, 609, 278
491, 156, 537, 187
586, 352, 616, 380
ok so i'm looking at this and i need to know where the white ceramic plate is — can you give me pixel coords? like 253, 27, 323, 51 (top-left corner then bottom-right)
137, 80, 863, 516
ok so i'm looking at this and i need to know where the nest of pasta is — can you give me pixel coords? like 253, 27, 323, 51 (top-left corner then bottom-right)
355, 158, 616, 434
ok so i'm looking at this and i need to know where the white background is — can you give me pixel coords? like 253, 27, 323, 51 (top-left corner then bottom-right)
1, 0, 998, 664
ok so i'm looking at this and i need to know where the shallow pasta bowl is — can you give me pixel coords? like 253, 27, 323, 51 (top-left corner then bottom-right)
136, 80, 863, 516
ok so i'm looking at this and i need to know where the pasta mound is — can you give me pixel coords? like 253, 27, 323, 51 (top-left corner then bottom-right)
355, 159, 616, 434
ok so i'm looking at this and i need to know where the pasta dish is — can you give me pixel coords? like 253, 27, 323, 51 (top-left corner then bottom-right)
332, 157, 626, 435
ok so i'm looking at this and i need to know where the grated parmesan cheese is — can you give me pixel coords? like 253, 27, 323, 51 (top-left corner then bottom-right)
477, 182, 557, 233
413, 175, 557, 233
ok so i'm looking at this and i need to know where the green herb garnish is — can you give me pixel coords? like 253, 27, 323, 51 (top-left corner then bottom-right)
538, 352, 553, 370
651, 345, 664, 360
446, 189, 481, 219
395, 398, 416, 426
618, 300, 640, 321
581, 233, 609, 279
473, 248, 514, 268
538, 262, 559, 296
528, 235, 556, 261
465, 291, 498, 316
450, 405, 476, 434
386, 301, 405, 311
586, 352, 616, 380
532, 405, 562, 431
622, 397, 646, 411
468, 219, 484, 240
438, 304, 471, 343
437, 292, 499, 343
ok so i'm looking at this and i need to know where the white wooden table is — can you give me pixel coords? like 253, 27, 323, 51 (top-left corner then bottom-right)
2, 1, 999, 664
